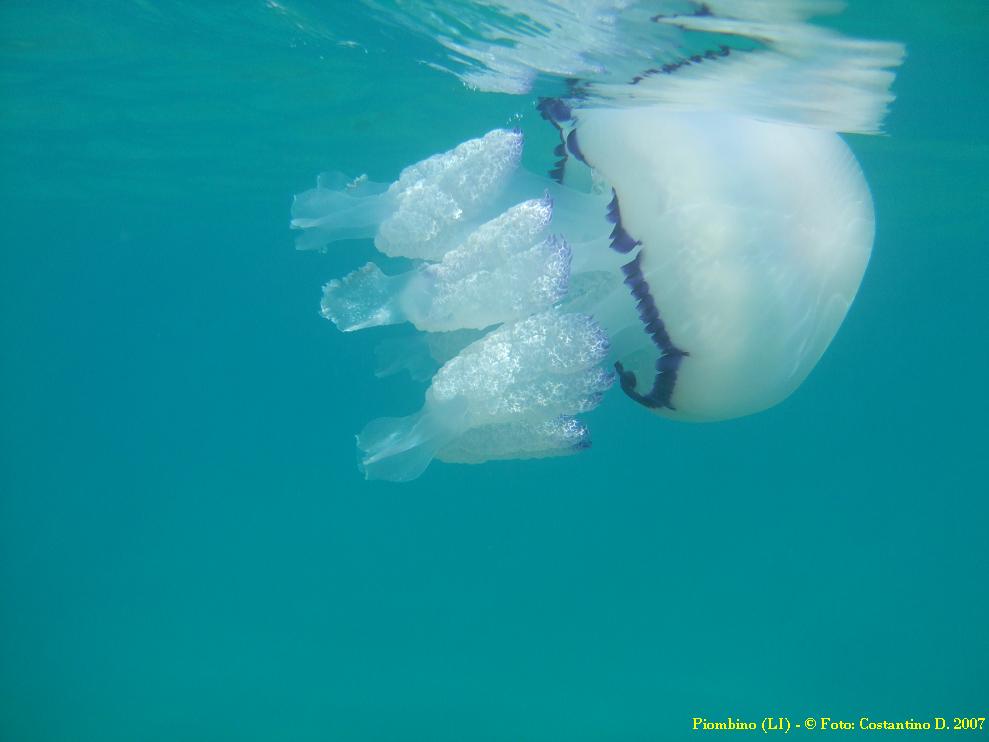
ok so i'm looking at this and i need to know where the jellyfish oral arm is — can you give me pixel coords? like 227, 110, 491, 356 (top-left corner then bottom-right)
290, 174, 394, 251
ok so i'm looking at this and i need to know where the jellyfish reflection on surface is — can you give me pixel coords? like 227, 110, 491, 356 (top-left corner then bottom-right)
291, 1, 904, 481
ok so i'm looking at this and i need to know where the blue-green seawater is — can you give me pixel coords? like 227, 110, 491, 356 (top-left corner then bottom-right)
1, 2, 986, 740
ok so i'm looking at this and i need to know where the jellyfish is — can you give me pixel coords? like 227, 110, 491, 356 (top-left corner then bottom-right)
292, 2, 903, 481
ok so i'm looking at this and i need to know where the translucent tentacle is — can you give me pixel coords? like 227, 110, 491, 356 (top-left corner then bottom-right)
356, 310, 613, 481
357, 397, 469, 482
291, 129, 524, 257
291, 174, 393, 251
319, 263, 409, 332
373, 329, 486, 382
321, 196, 574, 333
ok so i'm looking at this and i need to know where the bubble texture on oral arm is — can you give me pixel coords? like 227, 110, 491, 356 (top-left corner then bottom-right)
406, 195, 568, 330
437, 416, 592, 464
376, 129, 524, 259
437, 195, 554, 270
429, 310, 613, 425
319, 195, 571, 332
417, 234, 572, 331
319, 262, 402, 332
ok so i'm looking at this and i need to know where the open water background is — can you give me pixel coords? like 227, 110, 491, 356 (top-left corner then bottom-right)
1, 2, 987, 739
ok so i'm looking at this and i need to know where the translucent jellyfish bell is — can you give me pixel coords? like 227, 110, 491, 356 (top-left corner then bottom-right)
573, 107, 875, 421
292, 2, 903, 481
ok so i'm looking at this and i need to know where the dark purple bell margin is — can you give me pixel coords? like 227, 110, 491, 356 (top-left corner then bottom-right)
615, 244, 689, 411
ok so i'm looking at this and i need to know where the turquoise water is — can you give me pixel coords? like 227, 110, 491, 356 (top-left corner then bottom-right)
1, 2, 987, 740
